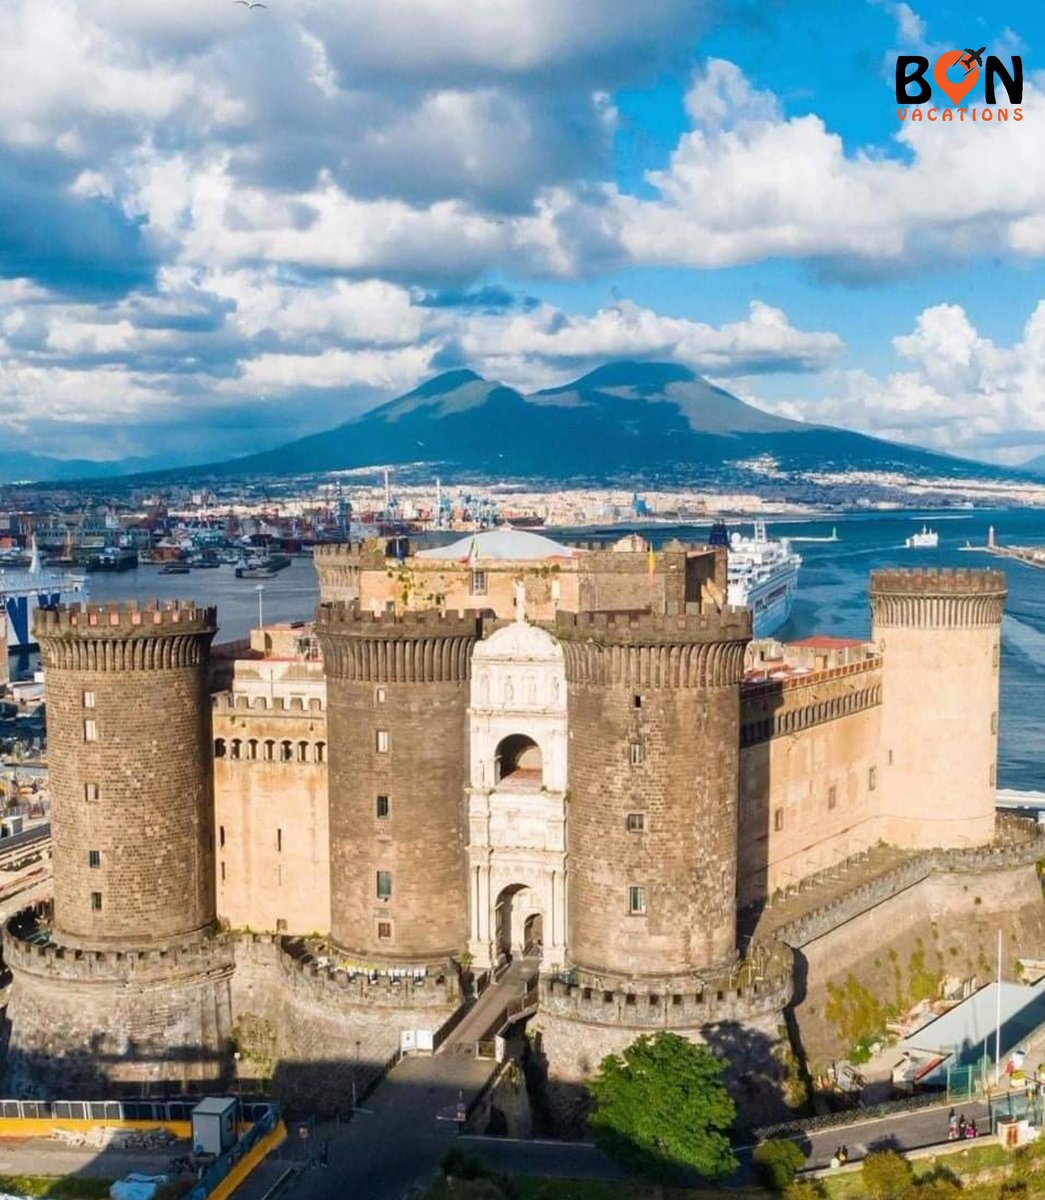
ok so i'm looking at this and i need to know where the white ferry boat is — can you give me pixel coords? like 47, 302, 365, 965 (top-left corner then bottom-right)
0, 540, 89, 652
715, 520, 802, 639
905, 525, 939, 549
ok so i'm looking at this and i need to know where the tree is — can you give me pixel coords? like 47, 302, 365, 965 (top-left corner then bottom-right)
753, 1138, 807, 1191
861, 1149, 916, 1200
784, 1181, 825, 1200
587, 1032, 737, 1180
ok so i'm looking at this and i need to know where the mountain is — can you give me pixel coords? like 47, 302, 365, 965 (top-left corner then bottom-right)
208, 361, 986, 482
0, 451, 158, 485
1022, 454, 1045, 474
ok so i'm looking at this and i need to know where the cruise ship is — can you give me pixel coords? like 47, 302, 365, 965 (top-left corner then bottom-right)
0, 540, 89, 652
712, 520, 802, 639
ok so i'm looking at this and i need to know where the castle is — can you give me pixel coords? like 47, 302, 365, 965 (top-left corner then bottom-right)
2, 528, 1008, 1108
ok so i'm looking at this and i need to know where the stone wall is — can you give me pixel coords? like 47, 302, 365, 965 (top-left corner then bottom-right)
738, 663, 883, 905
556, 608, 750, 984
3, 915, 235, 1096
316, 607, 480, 966
35, 602, 217, 950
872, 568, 1006, 850
213, 694, 330, 936
230, 935, 458, 1115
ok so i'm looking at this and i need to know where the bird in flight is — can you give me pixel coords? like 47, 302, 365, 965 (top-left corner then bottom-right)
234, 1, 267, 8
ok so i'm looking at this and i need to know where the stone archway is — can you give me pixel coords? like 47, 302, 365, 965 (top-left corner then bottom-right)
494, 884, 543, 962
494, 734, 543, 787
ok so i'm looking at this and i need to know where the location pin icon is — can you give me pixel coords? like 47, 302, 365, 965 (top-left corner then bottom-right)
933, 50, 980, 107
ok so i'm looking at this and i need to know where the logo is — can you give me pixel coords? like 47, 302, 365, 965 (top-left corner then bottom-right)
895, 46, 1023, 122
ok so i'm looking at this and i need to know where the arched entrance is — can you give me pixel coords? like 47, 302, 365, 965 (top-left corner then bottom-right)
494, 884, 543, 962
494, 735, 542, 788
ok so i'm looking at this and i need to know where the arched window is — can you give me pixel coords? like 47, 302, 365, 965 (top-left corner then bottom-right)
316, 741, 326, 764
263, 740, 275, 762
230, 739, 242, 761
247, 739, 259, 761
494, 734, 543, 787
280, 740, 293, 762
297, 741, 310, 763
214, 738, 227, 758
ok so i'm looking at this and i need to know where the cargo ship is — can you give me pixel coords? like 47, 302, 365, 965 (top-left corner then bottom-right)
713, 520, 802, 639
0, 540, 89, 652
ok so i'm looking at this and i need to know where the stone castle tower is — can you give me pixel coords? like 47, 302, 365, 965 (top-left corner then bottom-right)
555, 606, 752, 986
315, 604, 482, 966
871, 568, 1007, 850
4, 602, 235, 1093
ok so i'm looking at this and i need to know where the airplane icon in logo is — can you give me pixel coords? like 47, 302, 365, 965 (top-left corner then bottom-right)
959, 47, 987, 74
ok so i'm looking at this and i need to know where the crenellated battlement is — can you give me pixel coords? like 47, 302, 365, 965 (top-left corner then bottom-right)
35, 599, 217, 634
34, 601, 217, 671
317, 603, 486, 631
871, 568, 1006, 629
4, 908, 234, 986
539, 942, 793, 1028
556, 608, 750, 688
555, 605, 750, 642
317, 604, 484, 683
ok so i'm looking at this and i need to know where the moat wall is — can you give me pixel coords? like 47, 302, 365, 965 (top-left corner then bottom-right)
228, 936, 458, 1114
789, 860, 1045, 1071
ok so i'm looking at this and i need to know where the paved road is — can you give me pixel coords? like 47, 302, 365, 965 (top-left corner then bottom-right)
787, 1099, 991, 1169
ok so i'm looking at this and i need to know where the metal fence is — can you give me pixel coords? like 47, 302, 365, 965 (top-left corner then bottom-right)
0, 1096, 273, 1125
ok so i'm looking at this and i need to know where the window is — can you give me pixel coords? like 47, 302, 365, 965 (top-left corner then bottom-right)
247, 739, 258, 761
828, 786, 837, 811
297, 741, 309, 762
316, 742, 326, 764
84, 783, 100, 803
277, 828, 283, 853
220, 861, 226, 882
376, 687, 386, 704
280, 740, 293, 763
868, 765, 878, 792
219, 825, 225, 849
773, 807, 784, 832
377, 921, 393, 941
90, 892, 102, 911
626, 813, 645, 833
83, 720, 98, 743
470, 569, 487, 596
991, 711, 998, 734
627, 886, 647, 915
82, 691, 96, 709
376, 730, 390, 753
230, 739, 242, 761
633, 695, 642, 709
376, 871, 392, 900
376, 795, 390, 819
88, 850, 100, 868
888, 749, 894, 766
276, 918, 288, 932
214, 739, 227, 759
629, 742, 644, 766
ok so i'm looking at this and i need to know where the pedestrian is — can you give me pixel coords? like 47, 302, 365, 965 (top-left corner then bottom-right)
840, 1144, 849, 1164
948, 1107, 957, 1140
958, 1113, 967, 1138
966, 1120, 977, 1139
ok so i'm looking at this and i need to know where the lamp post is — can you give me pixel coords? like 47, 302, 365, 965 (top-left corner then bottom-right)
233, 1050, 242, 1111
255, 584, 265, 631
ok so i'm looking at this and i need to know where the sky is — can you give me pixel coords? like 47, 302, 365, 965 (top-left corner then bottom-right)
2, 0, 1045, 467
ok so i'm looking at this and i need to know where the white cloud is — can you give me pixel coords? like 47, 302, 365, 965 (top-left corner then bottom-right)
603, 58, 1045, 277
766, 303, 1045, 462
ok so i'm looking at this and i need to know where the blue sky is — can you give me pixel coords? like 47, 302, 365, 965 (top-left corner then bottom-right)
1, 0, 1044, 465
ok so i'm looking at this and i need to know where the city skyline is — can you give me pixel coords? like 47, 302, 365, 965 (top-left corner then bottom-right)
2, 1, 1043, 467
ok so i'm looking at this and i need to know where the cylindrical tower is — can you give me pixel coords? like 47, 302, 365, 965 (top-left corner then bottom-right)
871, 568, 1006, 850
36, 600, 218, 949
314, 543, 379, 606
557, 607, 751, 988
316, 604, 481, 965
